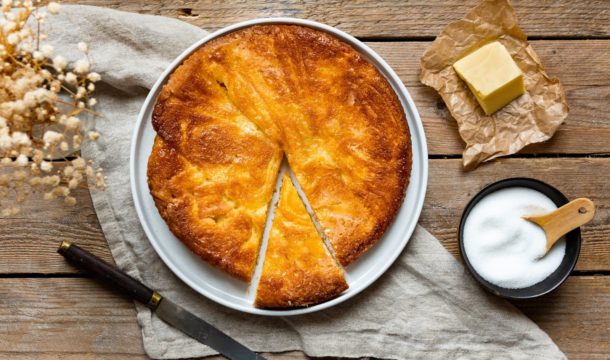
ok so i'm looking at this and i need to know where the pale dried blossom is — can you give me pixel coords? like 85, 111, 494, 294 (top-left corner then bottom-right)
87, 130, 99, 141
0, 1, 104, 217
64, 71, 77, 84
52, 55, 66, 71
87, 72, 100, 82
47, 2, 60, 14
40, 160, 52, 172
65, 116, 80, 129
41, 44, 53, 57
77, 41, 87, 53
63, 165, 73, 176
95, 171, 105, 188
15, 154, 28, 166
43, 130, 62, 146
71, 157, 85, 169
74, 59, 89, 74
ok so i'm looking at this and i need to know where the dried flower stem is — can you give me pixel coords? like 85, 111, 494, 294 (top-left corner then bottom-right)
0, 0, 105, 217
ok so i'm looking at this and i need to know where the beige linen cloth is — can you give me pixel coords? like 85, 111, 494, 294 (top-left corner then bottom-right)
47, 5, 564, 359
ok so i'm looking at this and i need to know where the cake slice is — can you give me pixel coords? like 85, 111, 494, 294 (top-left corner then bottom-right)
148, 135, 282, 282
148, 46, 283, 281
255, 174, 348, 308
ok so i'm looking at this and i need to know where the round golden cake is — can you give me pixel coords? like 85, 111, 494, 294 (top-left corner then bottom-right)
148, 25, 411, 303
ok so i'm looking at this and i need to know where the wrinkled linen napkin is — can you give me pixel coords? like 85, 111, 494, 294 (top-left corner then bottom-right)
47, 5, 564, 359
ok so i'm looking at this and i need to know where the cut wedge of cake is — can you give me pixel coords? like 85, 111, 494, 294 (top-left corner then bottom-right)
255, 174, 348, 308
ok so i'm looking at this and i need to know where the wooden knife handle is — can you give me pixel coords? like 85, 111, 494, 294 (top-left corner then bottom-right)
57, 241, 162, 309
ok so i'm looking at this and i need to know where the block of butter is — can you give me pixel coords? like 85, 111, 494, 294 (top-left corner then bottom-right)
453, 41, 525, 115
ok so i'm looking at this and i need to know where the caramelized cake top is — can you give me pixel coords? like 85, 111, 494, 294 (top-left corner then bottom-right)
148, 25, 411, 286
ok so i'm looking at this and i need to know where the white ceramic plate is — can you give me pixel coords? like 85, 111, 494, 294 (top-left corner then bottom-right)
130, 18, 428, 316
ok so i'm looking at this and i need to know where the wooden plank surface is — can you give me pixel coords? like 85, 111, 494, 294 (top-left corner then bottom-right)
514, 276, 610, 359
4, 1, 610, 359
1, 276, 607, 359
0, 181, 109, 274
423, 158, 610, 271
2, 158, 609, 274
0, 278, 146, 359
369, 40, 610, 155
62, 0, 610, 39
0, 277, 306, 360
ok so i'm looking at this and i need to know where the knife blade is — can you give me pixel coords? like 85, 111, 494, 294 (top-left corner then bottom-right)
156, 298, 265, 360
57, 240, 266, 360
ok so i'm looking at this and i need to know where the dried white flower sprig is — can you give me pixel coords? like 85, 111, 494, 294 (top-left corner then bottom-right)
0, 1, 105, 217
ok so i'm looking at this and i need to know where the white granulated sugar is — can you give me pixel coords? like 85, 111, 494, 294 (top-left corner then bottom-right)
463, 187, 566, 289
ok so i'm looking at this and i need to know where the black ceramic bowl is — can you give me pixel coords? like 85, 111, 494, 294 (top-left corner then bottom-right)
458, 177, 581, 299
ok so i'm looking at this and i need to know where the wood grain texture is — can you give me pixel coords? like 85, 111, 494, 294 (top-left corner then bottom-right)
9, 46, 608, 274
0, 278, 145, 358
515, 276, 610, 360
422, 158, 610, 271
0, 277, 306, 359
3, 2, 610, 359
55, 4, 610, 157
42, 39, 610, 156
2, 158, 609, 274
1, 276, 608, 359
368, 40, 610, 155
61, 0, 610, 39
0, 173, 111, 274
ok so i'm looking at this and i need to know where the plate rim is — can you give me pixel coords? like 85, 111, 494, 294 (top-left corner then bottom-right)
130, 17, 429, 316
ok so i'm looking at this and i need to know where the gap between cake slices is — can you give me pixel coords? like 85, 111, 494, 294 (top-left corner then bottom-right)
254, 169, 349, 308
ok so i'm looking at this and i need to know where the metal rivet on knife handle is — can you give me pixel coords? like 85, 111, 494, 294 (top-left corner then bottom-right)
58, 240, 71, 252
147, 291, 163, 310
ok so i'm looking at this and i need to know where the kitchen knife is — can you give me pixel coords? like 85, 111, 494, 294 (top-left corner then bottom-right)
57, 241, 266, 360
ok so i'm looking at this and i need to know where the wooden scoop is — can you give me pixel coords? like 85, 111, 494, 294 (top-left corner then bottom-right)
523, 198, 595, 256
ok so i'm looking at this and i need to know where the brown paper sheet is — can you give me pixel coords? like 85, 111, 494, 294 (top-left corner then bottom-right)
419, 0, 568, 170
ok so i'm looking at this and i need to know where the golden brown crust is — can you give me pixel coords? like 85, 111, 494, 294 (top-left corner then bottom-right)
255, 174, 348, 308
148, 136, 281, 281
148, 45, 283, 281
148, 24, 411, 282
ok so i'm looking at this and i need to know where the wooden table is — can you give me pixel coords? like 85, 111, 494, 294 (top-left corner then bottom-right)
2, 1, 609, 359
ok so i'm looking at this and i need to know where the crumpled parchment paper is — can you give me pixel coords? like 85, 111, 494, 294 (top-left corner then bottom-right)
420, 0, 569, 170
